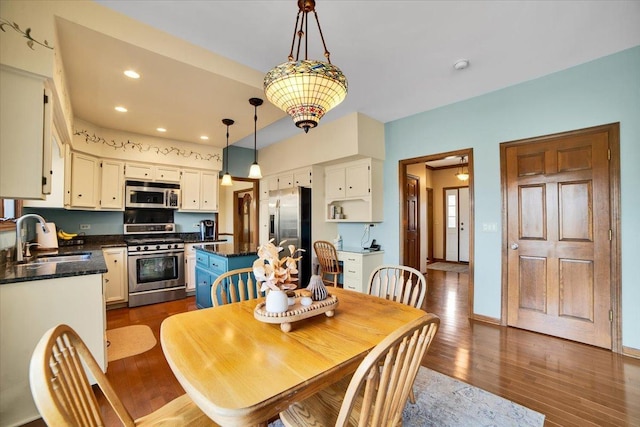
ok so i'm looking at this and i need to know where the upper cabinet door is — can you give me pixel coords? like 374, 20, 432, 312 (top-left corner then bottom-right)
0, 66, 52, 199
181, 169, 201, 210
100, 160, 124, 210
325, 168, 346, 199
200, 172, 218, 212
70, 152, 99, 208
345, 163, 370, 198
155, 166, 181, 183
125, 163, 154, 180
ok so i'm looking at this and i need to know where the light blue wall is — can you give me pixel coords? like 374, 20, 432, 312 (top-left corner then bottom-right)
225, 145, 256, 178
341, 46, 640, 349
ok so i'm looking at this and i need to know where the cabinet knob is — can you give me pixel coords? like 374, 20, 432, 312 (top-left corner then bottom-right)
113, 259, 117, 263
112, 196, 116, 200
78, 194, 82, 197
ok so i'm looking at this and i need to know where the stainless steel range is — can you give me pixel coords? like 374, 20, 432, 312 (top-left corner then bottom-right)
124, 210, 185, 307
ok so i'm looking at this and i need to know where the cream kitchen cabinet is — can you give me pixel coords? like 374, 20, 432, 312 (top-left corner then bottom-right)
0, 65, 53, 199
260, 178, 270, 200
124, 163, 180, 183
99, 160, 124, 210
155, 166, 181, 183
337, 250, 384, 293
124, 162, 154, 180
325, 158, 383, 222
180, 169, 219, 212
293, 167, 312, 187
103, 247, 128, 306
268, 173, 294, 192
259, 199, 270, 245
184, 243, 198, 295
68, 152, 100, 208
23, 137, 66, 209
66, 153, 124, 210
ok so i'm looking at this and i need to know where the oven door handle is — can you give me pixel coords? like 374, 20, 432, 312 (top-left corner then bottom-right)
128, 249, 183, 257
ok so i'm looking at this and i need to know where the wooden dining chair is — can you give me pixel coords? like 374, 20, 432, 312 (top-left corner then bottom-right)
29, 324, 216, 426
279, 313, 440, 426
368, 264, 427, 403
313, 240, 342, 287
368, 264, 427, 310
211, 267, 263, 307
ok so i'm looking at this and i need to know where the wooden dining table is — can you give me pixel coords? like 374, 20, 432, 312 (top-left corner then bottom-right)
160, 287, 426, 426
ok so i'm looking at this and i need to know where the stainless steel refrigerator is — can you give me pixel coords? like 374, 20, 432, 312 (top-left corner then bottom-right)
269, 186, 312, 288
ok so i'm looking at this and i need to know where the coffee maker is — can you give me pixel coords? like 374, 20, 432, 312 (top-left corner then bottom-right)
199, 219, 217, 241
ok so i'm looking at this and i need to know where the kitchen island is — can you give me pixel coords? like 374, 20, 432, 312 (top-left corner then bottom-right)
0, 249, 108, 426
194, 243, 258, 309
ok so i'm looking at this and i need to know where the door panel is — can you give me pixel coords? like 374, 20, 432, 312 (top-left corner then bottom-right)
404, 175, 420, 271
505, 129, 611, 348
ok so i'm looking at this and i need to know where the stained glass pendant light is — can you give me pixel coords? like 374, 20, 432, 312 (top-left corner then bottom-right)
220, 119, 234, 186
248, 98, 263, 179
264, 0, 348, 133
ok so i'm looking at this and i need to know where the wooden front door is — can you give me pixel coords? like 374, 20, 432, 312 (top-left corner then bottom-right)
404, 175, 420, 272
503, 125, 616, 349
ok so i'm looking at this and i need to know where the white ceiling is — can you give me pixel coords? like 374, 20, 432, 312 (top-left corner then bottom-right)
61, 0, 640, 150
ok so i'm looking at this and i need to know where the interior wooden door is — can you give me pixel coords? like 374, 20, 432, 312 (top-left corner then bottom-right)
505, 128, 612, 348
404, 175, 420, 272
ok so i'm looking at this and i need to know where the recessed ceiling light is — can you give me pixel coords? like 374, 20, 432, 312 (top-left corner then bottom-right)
114, 106, 127, 112
156, 127, 167, 132
453, 59, 470, 70
200, 136, 209, 140
124, 70, 140, 79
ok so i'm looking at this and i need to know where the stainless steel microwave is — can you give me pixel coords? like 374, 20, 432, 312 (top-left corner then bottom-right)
125, 181, 181, 209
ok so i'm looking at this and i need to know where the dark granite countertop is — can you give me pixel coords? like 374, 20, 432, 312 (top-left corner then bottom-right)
0, 248, 107, 285
195, 242, 258, 258
183, 238, 228, 244
0, 233, 231, 284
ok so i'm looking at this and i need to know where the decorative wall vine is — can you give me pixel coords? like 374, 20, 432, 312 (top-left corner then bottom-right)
0, 18, 53, 50
74, 129, 222, 163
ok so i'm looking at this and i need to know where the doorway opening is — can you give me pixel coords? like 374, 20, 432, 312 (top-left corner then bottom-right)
399, 148, 473, 317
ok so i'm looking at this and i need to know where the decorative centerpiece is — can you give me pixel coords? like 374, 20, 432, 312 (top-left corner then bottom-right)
253, 239, 304, 313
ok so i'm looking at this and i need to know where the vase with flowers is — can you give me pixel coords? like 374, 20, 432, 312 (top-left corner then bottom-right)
253, 239, 304, 313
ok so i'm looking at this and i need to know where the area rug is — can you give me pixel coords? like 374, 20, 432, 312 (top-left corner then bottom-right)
269, 367, 544, 427
427, 262, 469, 273
106, 325, 157, 362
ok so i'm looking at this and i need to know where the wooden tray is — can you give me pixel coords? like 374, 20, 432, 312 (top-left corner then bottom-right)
254, 293, 339, 332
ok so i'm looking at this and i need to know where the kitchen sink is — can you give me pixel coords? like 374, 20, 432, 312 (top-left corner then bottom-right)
32, 253, 92, 263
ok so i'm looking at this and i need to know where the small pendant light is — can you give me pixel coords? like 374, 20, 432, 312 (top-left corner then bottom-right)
248, 97, 263, 179
220, 118, 234, 186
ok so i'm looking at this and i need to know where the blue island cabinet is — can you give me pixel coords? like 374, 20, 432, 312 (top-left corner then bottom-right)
195, 248, 258, 309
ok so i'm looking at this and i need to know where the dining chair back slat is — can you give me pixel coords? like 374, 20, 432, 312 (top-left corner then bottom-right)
211, 267, 263, 307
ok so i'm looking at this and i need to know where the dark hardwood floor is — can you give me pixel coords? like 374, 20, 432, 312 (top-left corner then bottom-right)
26, 270, 640, 426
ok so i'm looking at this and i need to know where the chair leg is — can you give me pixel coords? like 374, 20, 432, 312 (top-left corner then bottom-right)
409, 387, 416, 404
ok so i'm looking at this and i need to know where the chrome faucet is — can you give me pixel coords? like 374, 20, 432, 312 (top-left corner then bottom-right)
14, 214, 48, 262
